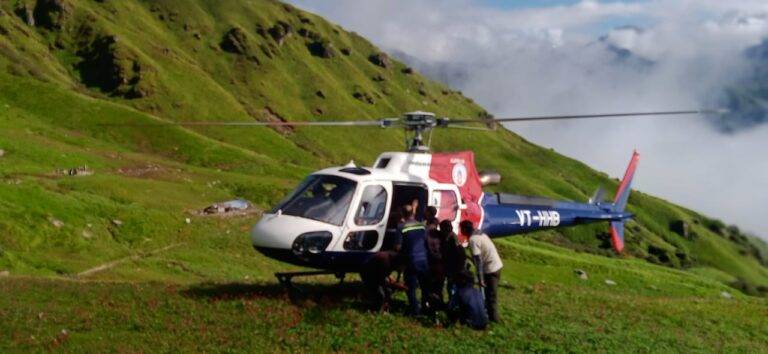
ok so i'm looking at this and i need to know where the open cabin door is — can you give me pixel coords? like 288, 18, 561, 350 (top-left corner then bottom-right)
379, 183, 429, 251
429, 184, 464, 233
340, 181, 392, 252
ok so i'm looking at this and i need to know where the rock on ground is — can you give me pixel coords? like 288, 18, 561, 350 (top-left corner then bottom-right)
574, 269, 588, 280
307, 40, 336, 58
368, 52, 390, 68
33, 0, 72, 30
220, 27, 260, 64
50, 218, 64, 228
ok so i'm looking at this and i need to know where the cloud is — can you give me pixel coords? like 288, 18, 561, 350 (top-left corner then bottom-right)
288, 0, 768, 238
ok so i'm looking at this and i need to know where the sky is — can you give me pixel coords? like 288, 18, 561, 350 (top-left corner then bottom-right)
287, 0, 768, 238
481, 0, 646, 10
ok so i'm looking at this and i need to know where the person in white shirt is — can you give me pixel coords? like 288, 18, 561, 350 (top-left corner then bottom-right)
460, 220, 503, 323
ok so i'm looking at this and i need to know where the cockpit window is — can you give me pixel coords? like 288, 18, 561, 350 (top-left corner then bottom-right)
271, 175, 357, 226
354, 185, 388, 226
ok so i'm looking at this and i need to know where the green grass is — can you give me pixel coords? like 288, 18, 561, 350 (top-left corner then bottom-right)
1, 238, 766, 352
0, 0, 767, 351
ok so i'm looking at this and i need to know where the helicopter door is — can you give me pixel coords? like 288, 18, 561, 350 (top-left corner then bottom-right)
341, 182, 391, 252
430, 186, 463, 230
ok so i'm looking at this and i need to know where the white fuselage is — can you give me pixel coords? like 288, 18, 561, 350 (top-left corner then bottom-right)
251, 152, 465, 269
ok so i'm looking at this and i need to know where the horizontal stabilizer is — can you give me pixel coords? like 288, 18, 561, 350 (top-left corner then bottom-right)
589, 186, 605, 205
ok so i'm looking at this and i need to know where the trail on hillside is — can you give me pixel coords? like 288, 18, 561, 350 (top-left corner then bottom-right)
76, 243, 185, 278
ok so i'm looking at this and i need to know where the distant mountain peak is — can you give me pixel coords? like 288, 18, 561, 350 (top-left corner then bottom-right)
710, 37, 768, 132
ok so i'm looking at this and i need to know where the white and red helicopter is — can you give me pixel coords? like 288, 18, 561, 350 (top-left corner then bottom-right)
145, 109, 717, 284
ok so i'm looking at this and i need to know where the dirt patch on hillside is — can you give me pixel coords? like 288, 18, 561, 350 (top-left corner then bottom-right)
260, 107, 293, 134
116, 163, 167, 178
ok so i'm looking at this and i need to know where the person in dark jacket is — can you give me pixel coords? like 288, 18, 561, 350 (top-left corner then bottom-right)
448, 269, 488, 330
400, 204, 431, 316
440, 219, 467, 316
360, 250, 401, 312
424, 206, 445, 315
425, 205, 439, 230
440, 220, 467, 284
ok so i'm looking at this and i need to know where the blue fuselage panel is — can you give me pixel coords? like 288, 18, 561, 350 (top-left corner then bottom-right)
480, 193, 620, 238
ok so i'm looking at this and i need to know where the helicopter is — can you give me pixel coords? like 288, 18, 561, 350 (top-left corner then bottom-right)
128, 109, 717, 285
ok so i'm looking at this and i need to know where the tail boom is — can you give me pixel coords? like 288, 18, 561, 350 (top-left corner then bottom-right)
478, 151, 639, 253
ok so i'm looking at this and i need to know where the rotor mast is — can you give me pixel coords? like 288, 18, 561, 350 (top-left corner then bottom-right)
402, 111, 445, 153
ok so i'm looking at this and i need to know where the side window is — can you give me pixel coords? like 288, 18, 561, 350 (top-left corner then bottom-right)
434, 190, 458, 221
354, 185, 388, 226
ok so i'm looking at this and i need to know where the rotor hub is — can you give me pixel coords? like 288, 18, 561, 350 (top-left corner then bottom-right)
402, 111, 446, 152
402, 111, 437, 130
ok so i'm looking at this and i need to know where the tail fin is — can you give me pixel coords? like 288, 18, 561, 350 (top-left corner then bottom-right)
609, 151, 639, 253
613, 150, 640, 212
610, 221, 625, 252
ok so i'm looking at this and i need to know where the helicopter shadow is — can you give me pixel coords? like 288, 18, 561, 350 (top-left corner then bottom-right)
183, 281, 369, 309
182, 281, 427, 325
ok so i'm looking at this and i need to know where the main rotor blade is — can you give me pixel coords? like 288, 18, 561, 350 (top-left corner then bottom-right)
449, 109, 726, 124
445, 124, 491, 131
100, 119, 399, 127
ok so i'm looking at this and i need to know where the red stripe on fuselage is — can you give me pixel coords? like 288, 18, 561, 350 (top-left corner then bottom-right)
614, 151, 640, 203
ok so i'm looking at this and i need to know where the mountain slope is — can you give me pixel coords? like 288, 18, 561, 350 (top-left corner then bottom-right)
0, 0, 766, 291
715, 38, 768, 133
0, 0, 766, 351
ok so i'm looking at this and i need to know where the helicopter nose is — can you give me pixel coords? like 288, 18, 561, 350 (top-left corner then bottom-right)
251, 214, 338, 250
251, 215, 294, 249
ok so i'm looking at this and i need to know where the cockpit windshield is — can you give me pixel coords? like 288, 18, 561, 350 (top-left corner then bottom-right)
271, 175, 357, 226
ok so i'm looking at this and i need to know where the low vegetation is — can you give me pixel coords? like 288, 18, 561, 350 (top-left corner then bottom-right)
0, 0, 765, 351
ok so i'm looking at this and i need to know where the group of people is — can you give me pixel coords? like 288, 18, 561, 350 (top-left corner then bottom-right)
360, 202, 503, 329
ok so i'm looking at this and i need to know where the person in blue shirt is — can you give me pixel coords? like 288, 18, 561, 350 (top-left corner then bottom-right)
447, 269, 488, 330
400, 204, 431, 316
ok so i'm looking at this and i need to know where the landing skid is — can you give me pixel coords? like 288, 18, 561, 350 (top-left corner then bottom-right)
275, 270, 347, 291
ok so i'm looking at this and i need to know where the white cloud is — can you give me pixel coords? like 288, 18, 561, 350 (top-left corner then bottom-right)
288, 0, 768, 237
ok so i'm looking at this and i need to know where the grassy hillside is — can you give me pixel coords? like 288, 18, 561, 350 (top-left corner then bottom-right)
2, 238, 767, 352
0, 0, 766, 351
